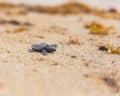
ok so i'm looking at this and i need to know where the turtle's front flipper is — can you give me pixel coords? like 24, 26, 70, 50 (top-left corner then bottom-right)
41, 49, 48, 56
51, 44, 58, 48
28, 49, 36, 52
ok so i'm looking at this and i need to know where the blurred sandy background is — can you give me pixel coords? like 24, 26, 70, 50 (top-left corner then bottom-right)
0, 0, 120, 96
1, 0, 120, 10
1, 0, 120, 11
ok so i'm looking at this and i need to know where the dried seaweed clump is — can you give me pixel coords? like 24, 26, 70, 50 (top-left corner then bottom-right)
85, 22, 115, 35
27, 2, 91, 14
68, 36, 80, 45
0, 2, 120, 19
97, 8, 120, 20
99, 44, 120, 55
0, 2, 16, 8
0, 2, 92, 14
14, 26, 26, 33
0, 19, 33, 27
107, 44, 120, 54
0, 2, 27, 15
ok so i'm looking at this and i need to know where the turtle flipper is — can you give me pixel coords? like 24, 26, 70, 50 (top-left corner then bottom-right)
51, 44, 58, 48
28, 49, 36, 52
41, 49, 48, 56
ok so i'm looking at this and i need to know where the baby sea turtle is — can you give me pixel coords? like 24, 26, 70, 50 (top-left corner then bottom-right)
30, 43, 58, 56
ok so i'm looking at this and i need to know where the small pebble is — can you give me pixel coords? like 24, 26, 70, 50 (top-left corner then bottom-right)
99, 46, 108, 51
71, 55, 76, 59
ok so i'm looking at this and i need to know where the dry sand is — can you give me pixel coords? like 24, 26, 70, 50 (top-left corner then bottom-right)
0, 3, 120, 96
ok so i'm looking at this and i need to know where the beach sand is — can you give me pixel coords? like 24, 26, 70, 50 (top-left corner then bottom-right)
0, 2, 120, 96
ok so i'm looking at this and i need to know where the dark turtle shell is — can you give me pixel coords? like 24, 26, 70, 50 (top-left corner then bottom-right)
31, 43, 48, 51
45, 45, 57, 53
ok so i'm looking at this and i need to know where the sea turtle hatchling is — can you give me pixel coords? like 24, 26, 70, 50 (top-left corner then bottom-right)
30, 43, 58, 56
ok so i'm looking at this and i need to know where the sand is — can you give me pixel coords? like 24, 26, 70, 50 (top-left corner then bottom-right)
2, 0, 120, 11
0, 3, 120, 96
